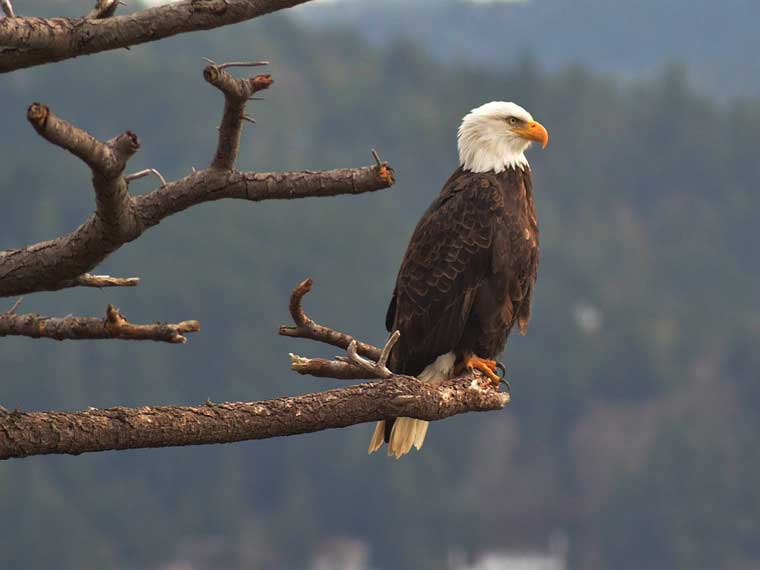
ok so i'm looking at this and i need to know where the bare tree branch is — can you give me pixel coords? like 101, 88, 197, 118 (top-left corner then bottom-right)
0, 164, 393, 298
289, 354, 377, 379
203, 63, 273, 170
0, 304, 200, 343
279, 278, 383, 360
0, 67, 395, 300
0, 0, 314, 73
58, 274, 140, 288
4, 297, 22, 314
289, 330, 399, 380
125, 168, 167, 187
0, 375, 509, 460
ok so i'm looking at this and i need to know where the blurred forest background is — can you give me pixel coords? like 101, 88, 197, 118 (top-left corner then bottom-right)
1, 0, 759, 569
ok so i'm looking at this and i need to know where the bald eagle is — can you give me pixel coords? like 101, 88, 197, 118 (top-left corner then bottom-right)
369, 102, 549, 458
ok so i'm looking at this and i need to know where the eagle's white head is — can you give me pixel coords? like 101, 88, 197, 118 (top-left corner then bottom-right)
457, 101, 549, 173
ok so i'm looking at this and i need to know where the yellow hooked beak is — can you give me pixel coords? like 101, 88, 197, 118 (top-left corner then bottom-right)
515, 120, 549, 149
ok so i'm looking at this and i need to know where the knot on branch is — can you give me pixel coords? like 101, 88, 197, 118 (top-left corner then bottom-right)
191, 0, 228, 15
108, 131, 140, 164
27, 102, 49, 129
371, 149, 395, 187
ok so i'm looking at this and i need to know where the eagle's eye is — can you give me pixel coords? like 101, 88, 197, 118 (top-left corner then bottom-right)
506, 116, 519, 126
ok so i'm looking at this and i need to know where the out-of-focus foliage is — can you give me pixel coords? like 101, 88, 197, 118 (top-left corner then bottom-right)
295, 0, 760, 99
1, 2, 759, 570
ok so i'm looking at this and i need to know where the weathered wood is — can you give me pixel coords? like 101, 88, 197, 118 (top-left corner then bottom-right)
0, 0, 314, 73
0, 304, 200, 343
0, 108, 395, 299
0, 376, 509, 460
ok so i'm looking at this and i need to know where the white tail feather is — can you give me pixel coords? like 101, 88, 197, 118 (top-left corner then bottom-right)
368, 420, 386, 454
388, 417, 429, 458
367, 352, 455, 458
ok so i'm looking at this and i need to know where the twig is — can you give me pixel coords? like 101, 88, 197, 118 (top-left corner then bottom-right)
67, 274, 140, 288
125, 168, 167, 187
203, 58, 269, 69
289, 354, 375, 379
0, 0, 14, 18
279, 278, 382, 360
337, 333, 398, 379
4, 297, 22, 314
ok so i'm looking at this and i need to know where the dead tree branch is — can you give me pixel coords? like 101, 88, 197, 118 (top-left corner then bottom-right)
0, 0, 313, 73
204, 62, 273, 170
0, 280, 509, 459
0, 375, 508, 460
57, 273, 140, 288
0, 304, 200, 343
0, 67, 395, 300
279, 278, 383, 360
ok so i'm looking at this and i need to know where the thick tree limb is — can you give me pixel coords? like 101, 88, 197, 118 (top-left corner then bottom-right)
0, 0, 313, 73
0, 87, 395, 299
0, 304, 200, 343
0, 375, 509, 460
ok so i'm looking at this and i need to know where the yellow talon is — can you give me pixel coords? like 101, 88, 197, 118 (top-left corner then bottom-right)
464, 354, 501, 385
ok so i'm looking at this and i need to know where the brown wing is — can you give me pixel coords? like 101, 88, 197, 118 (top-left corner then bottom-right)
514, 170, 539, 335
386, 168, 505, 376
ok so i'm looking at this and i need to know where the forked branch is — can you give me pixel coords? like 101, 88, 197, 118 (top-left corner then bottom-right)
204, 61, 273, 170
279, 278, 382, 360
0, 281, 509, 459
0, 65, 395, 300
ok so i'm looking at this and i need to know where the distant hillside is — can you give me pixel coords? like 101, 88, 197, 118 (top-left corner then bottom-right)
2, 4, 760, 570
294, 0, 760, 98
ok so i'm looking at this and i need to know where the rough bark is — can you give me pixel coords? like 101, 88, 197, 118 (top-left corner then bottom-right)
0, 304, 200, 343
0, 375, 509, 460
0, 76, 395, 300
0, 0, 313, 73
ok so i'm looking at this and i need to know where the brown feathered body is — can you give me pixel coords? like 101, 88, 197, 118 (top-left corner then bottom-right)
387, 165, 539, 375
379, 165, 539, 445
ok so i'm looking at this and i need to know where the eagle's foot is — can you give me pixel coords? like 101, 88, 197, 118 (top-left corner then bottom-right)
495, 361, 510, 392
464, 354, 501, 386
